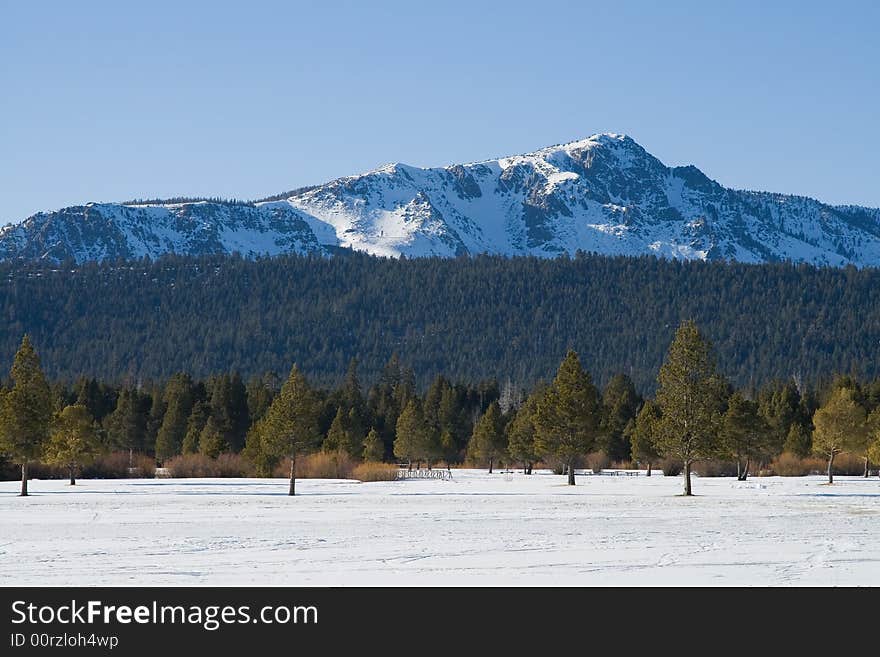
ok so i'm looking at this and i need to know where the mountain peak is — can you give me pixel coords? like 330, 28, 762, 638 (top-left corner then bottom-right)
2, 136, 878, 266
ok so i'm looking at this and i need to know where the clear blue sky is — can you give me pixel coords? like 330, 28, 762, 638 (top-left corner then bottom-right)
2, 1, 879, 224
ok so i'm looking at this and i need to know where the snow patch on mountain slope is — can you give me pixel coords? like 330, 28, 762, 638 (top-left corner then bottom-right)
3, 133, 880, 266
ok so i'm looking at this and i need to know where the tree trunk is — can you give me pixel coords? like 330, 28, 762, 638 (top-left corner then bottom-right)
736, 459, 742, 480
743, 459, 750, 481
288, 454, 296, 496
646, 462, 652, 477
20, 463, 28, 497
69, 465, 76, 486
567, 460, 576, 486
827, 453, 834, 484
526, 463, 532, 475
683, 461, 692, 496
864, 456, 870, 478
488, 458, 493, 474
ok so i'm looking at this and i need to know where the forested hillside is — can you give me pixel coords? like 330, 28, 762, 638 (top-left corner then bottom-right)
1, 251, 879, 391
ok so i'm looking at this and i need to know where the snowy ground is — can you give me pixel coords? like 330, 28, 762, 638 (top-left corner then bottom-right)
2, 470, 879, 586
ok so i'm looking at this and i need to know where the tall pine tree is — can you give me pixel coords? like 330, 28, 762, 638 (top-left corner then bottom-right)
534, 350, 602, 485
654, 321, 727, 495
0, 336, 53, 496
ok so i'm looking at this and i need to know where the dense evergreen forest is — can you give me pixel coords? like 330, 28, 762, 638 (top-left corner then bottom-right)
1, 252, 880, 393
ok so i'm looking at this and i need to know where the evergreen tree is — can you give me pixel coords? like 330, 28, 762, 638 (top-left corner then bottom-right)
44, 404, 104, 485
601, 374, 642, 462
758, 379, 804, 455
323, 408, 348, 453
0, 336, 53, 496
506, 387, 542, 474
468, 402, 506, 473
228, 372, 250, 452
154, 373, 195, 462
439, 429, 458, 469
145, 389, 167, 456
199, 415, 228, 458
246, 365, 320, 495
393, 400, 435, 468
182, 401, 209, 454
722, 392, 771, 480
534, 350, 601, 485
654, 321, 727, 496
246, 372, 278, 424
629, 400, 662, 476
782, 422, 812, 458
73, 378, 118, 424
103, 388, 148, 452
811, 386, 866, 484
362, 428, 385, 462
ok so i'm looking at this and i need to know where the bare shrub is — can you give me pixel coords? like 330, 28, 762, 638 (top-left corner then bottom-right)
165, 454, 217, 478
213, 453, 254, 477
693, 460, 738, 477
352, 462, 399, 482
660, 459, 682, 476
585, 451, 611, 474
272, 452, 357, 479
78, 451, 156, 479
766, 452, 864, 477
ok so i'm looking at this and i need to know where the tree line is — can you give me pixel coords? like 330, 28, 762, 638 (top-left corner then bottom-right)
3, 251, 880, 392
3, 323, 880, 496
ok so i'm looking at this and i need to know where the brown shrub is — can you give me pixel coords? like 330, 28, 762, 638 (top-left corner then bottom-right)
660, 458, 682, 476
765, 452, 865, 476
351, 462, 399, 482
165, 453, 217, 478
830, 452, 865, 475
693, 460, 738, 477
213, 453, 254, 477
272, 452, 357, 479
585, 451, 611, 474
164, 453, 253, 478
79, 451, 156, 479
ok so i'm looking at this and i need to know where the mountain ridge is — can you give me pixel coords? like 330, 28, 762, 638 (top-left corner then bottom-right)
4, 133, 880, 266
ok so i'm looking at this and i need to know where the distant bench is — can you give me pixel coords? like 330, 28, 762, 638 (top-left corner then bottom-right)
587, 470, 642, 476
396, 467, 453, 481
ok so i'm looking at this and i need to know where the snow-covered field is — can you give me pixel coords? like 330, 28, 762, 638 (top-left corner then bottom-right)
2, 470, 879, 586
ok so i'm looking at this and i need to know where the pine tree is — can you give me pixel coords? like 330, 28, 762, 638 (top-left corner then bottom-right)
654, 321, 727, 495
323, 408, 348, 453
44, 404, 104, 485
247, 365, 320, 495
393, 400, 435, 468
145, 389, 167, 456
103, 388, 148, 452
228, 372, 250, 452
246, 372, 278, 424
182, 401, 209, 454
534, 350, 601, 485
601, 374, 642, 462
73, 377, 118, 424
0, 336, 53, 496
758, 379, 804, 455
362, 428, 385, 462
782, 423, 812, 458
812, 386, 866, 484
506, 387, 542, 474
468, 402, 506, 473
154, 373, 195, 462
629, 400, 662, 476
722, 392, 771, 481
199, 415, 228, 458
439, 429, 457, 469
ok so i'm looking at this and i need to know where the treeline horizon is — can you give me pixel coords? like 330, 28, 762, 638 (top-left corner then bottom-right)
3, 322, 880, 495
2, 251, 880, 392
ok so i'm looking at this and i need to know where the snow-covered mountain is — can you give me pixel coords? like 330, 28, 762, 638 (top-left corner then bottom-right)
4, 133, 880, 266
